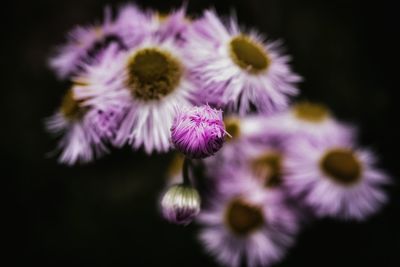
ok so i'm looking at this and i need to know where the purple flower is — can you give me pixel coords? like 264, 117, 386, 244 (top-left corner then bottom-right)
161, 184, 201, 225
222, 114, 282, 142
45, 88, 114, 165
49, 4, 148, 79
91, 106, 126, 140
185, 10, 301, 115
73, 36, 198, 154
203, 114, 288, 185
259, 101, 357, 144
284, 136, 390, 220
171, 105, 226, 159
152, 6, 191, 45
237, 144, 287, 190
198, 178, 299, 267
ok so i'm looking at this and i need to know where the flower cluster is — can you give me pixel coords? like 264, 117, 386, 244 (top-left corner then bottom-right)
47, 3, 390, 267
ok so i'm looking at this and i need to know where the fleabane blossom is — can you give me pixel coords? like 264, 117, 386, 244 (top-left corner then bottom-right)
186, 10, 301, 115
198, 177, 299, 267
284, 136, 390, 220
260, 101, 356, 143
49, 4, 149, 79
46, 87, 122, 165
73, 37, 197, 153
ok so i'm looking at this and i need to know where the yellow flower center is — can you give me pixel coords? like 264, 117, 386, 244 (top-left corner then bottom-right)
60, 89, 86, 121
225, 198, 264, 236
224, 117, 241, 141
126, 48, 183, 101
251, 152, 283, 188
229, 35, 270, 74
155, 12, 169, 22
320, 149, 362, 185
293, 102, 329, 123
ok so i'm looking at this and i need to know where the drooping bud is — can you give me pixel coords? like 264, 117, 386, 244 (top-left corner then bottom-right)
161, 184, 201, 225
171, 105, 226, 158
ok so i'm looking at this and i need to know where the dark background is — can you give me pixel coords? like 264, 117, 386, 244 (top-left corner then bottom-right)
4, 0, 400, 266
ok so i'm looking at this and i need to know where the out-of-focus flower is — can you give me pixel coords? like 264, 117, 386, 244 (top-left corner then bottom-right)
247, 147, 285, 189
186, 10, 301, 114
204, 116, 286, 184
284, 137, 390, 220
223, 115, 281, 143
198, 180, 298, 267
171, 105, 226, 159
260, 101, 356, 143
73, 36, 197, 153
45, 88, 112, 165
161, 184, 201, 225
49, 4, 149, 79
151, 6, 191, 45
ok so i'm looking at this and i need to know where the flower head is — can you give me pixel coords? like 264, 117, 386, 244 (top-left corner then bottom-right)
198, 179, 298, 267
203, 115, 288, 186
152, 6, 191, 45
186, 10, 301, 115
73, 36, 198, 153
284, 136, 390, 220
49, 4, 149, 79
161, 184, 201, 225
45, 87, 116, 165
171, 105, 226, 158
255, 101, 356, 144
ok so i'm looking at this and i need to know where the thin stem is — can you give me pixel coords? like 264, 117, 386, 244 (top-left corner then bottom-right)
182, 157, 191, 186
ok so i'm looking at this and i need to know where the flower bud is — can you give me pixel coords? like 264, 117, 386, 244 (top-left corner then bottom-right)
171, 105, 226, 158
161, 184, 201, 225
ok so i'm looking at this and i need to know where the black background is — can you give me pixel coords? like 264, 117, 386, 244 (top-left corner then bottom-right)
4, 0, 400, 266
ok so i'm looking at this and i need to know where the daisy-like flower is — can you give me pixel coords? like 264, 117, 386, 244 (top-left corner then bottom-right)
151, 6, 191, 45
186, 10, 301, 115
203, 115, 285, 182
261, 101, 356, 143
74, 36, 197, 153
198, 178, 298, 267
49, 4, 148, 79
224, 114, 291, 147
46, 88, 112, 165
223, 115, 276, 142
246, 145, 286, 189
171, 105, 226, 159
284, 136, 390, 220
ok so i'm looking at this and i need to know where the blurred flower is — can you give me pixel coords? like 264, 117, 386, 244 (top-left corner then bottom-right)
186, 10, 301, 114
223, 115, 279, 142
204, 115, 286, 183
73, 36, 197, 153
151, 6, 191, 45
49, 4, 148, 79
161, 184, 201, 225
247, 147, 285, 189
260, 101, 356, 143
198, 180, 298, 267
284, 137, 390, 220
45, 88, 111, 165
171, 105, 226, 159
